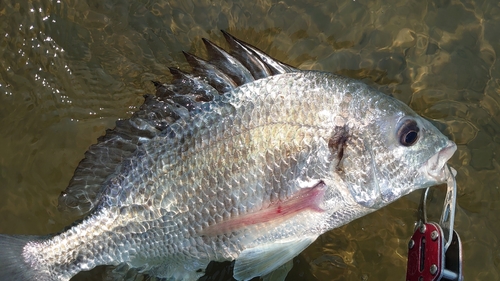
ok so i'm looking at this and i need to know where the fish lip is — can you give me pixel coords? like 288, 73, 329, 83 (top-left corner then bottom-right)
422, 140, 457, 183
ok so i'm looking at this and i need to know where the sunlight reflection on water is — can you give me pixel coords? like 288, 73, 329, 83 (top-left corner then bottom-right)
0, 0, 499, 280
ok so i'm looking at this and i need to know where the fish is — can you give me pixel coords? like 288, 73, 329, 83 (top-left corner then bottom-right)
0, 31, 457, 281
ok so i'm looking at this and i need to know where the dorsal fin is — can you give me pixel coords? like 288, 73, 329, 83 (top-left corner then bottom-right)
58, 31, 298, 216
202, 38, 254, 85
182, 51, 237, 93
221, 30, 296, 76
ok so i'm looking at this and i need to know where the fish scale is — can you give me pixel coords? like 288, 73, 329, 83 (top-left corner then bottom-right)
0, 33, 456, 281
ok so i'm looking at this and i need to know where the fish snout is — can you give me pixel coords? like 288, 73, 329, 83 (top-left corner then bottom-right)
422, 140, 457, 183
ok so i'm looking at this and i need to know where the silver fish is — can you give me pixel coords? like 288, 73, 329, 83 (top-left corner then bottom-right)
0, 32, 456, 281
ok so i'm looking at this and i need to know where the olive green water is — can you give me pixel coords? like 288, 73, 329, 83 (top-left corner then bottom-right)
0, 0, 499, 280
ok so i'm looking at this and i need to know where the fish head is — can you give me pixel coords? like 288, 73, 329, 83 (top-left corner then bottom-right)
337, 95, 457, 210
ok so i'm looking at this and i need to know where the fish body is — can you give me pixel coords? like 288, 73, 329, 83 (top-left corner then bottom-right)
0, 33, 456, 281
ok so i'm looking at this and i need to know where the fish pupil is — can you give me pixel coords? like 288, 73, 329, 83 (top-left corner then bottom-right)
404, 131, 418, 145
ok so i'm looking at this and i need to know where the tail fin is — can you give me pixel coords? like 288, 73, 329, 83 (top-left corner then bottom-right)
0, 234, 52, 281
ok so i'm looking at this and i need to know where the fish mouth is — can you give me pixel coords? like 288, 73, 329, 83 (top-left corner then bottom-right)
421, 140, 457, 183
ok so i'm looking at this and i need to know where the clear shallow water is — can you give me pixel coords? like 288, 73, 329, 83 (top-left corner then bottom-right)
0, 0, 499, 280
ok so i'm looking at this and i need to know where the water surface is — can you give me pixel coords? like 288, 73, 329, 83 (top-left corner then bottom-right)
0, 0, 499, 280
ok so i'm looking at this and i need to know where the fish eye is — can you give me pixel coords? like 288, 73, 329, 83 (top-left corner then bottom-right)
397, 119, 420, 146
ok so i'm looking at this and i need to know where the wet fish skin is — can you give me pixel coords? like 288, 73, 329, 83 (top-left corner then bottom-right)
0, 34, 456, 281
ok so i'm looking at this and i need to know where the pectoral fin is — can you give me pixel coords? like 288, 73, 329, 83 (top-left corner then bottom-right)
201, 182, 326, 236
233, 236, 316, 281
